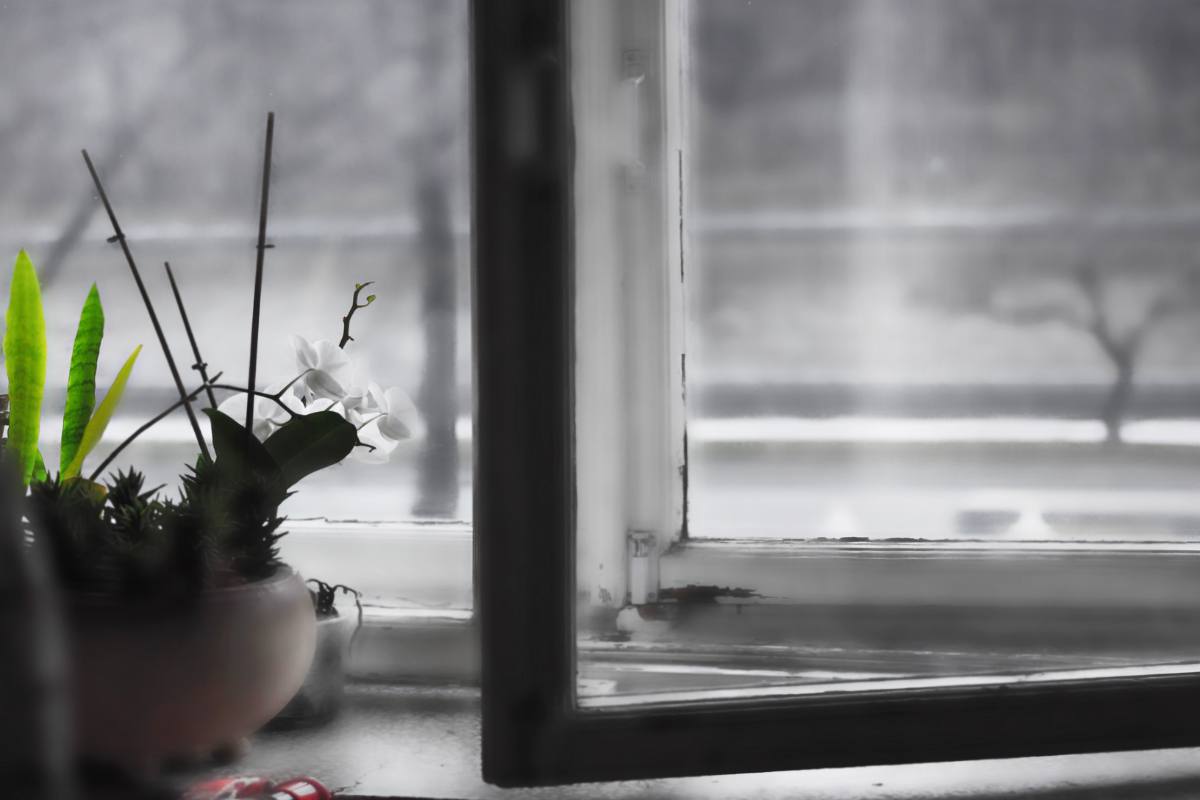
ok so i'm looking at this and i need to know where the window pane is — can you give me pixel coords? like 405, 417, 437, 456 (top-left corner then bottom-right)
688, 0, 1200, 541
578, 0, 1200, 705
0, 0, 471, 524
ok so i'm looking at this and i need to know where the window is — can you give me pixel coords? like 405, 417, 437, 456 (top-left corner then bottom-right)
0, 1, 472, 614
477, 0, 1200, 786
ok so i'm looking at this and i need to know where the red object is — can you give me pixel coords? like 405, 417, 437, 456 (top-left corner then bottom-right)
270, 778, 333, 800
185, 777, 274, 799
185, 776, 331, 800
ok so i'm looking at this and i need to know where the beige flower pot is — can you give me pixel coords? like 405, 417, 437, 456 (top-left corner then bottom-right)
67, 568, 316, 769
270, 611, 357, 727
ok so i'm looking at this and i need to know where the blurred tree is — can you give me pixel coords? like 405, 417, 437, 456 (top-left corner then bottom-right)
410, 1, 463, 519
929, 251, 1200, 444
40, 22, 207, 287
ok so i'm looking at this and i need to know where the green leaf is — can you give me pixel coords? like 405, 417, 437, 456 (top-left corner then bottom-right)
263, 410, 358, 487
203, 408, 280, 480
3, 251, 47, 485
60, 284, 105, 472
64, 475, 108, 504
31, 449, 47, 483
63, 345, 141, 479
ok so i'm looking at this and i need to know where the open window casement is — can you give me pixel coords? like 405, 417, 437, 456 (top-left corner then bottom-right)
476, 0, 1200, 787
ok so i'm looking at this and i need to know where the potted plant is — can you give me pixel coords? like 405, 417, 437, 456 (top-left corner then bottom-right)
0, 116, 415, 770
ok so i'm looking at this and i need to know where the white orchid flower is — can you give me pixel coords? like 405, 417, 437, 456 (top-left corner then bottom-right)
375, 385, 419, 442
339, 380, 373, 421
216, 381, 301, 441
291, 335, 353, 401
349, 383, 420, 463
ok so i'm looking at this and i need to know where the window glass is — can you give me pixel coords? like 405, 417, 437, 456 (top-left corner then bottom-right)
688, 0, 1200, 541
578, 0, 1200, 706
0, 0, 471, 523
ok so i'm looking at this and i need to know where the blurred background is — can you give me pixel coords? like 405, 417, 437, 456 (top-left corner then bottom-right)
0, 0, 471, 522
3, 0, 1200, 540
686, 0, 1200, 540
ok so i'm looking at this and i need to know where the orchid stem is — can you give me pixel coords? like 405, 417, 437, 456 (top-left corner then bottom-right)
339, 282, 375, 348
356, 412, 385, 431
82, 149, 212, 462
278, 368, 314, 396
88, 373, 224, 482
209, 384, 300, 420
247, 111, 276, 432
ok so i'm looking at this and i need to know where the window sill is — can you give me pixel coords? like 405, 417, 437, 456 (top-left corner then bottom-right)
280, 523, 1200, 790
341, 534, 1200, 693
180, 684, 1200, 799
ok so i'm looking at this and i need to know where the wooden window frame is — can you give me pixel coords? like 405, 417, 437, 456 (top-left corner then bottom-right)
473, 0, 1200, 787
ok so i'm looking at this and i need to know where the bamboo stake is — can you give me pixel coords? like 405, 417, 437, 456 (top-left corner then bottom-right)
164, 262, 219, 409
81, 149, 211, 460
246, 112, 276, 432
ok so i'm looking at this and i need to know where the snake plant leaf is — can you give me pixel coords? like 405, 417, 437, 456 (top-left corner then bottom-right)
3, 250, 46, 485
60, 284, 105, 472
263, 410, 358, 488
63, 345, 141, 479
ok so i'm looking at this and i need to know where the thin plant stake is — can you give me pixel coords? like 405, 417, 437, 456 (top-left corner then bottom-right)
81, 150, 211, 460
246, 111, 275, 432
164, 262, 218, 409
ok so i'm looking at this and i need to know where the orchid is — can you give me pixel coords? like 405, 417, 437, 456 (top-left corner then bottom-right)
217, 380, 303, 440
349, 382, 419, 463
233, 335, 418, 464
370, 383, 419, 443
291, 335, 353, 401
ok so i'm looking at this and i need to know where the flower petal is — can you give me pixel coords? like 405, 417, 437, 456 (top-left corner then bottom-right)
217, 393, 248, 421
305, 368, 348, 401
378, 387, 419, 442
291, 334, 320, 372
313, 339, 353, 380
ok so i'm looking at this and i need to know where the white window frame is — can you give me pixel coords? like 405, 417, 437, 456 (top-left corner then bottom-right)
574, 0, 689, 609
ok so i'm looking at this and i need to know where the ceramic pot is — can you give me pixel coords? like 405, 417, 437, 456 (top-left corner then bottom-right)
270, 611, 357, 727
67, 567, 316, 768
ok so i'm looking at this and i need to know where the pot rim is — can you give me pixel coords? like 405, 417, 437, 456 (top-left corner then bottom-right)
64, 564, 302, 612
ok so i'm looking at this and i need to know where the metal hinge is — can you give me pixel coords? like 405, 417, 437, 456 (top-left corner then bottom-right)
627, 530, 660, 605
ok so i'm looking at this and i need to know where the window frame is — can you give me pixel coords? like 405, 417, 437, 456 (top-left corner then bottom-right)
473, 0, 1200, 787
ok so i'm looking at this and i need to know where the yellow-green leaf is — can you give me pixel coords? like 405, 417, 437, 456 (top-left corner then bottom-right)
63, 344, 141, 479
60, 284, 105, 472
64, 476, 108, 504
31, 449, 47, 483
3, 251, 46, 485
